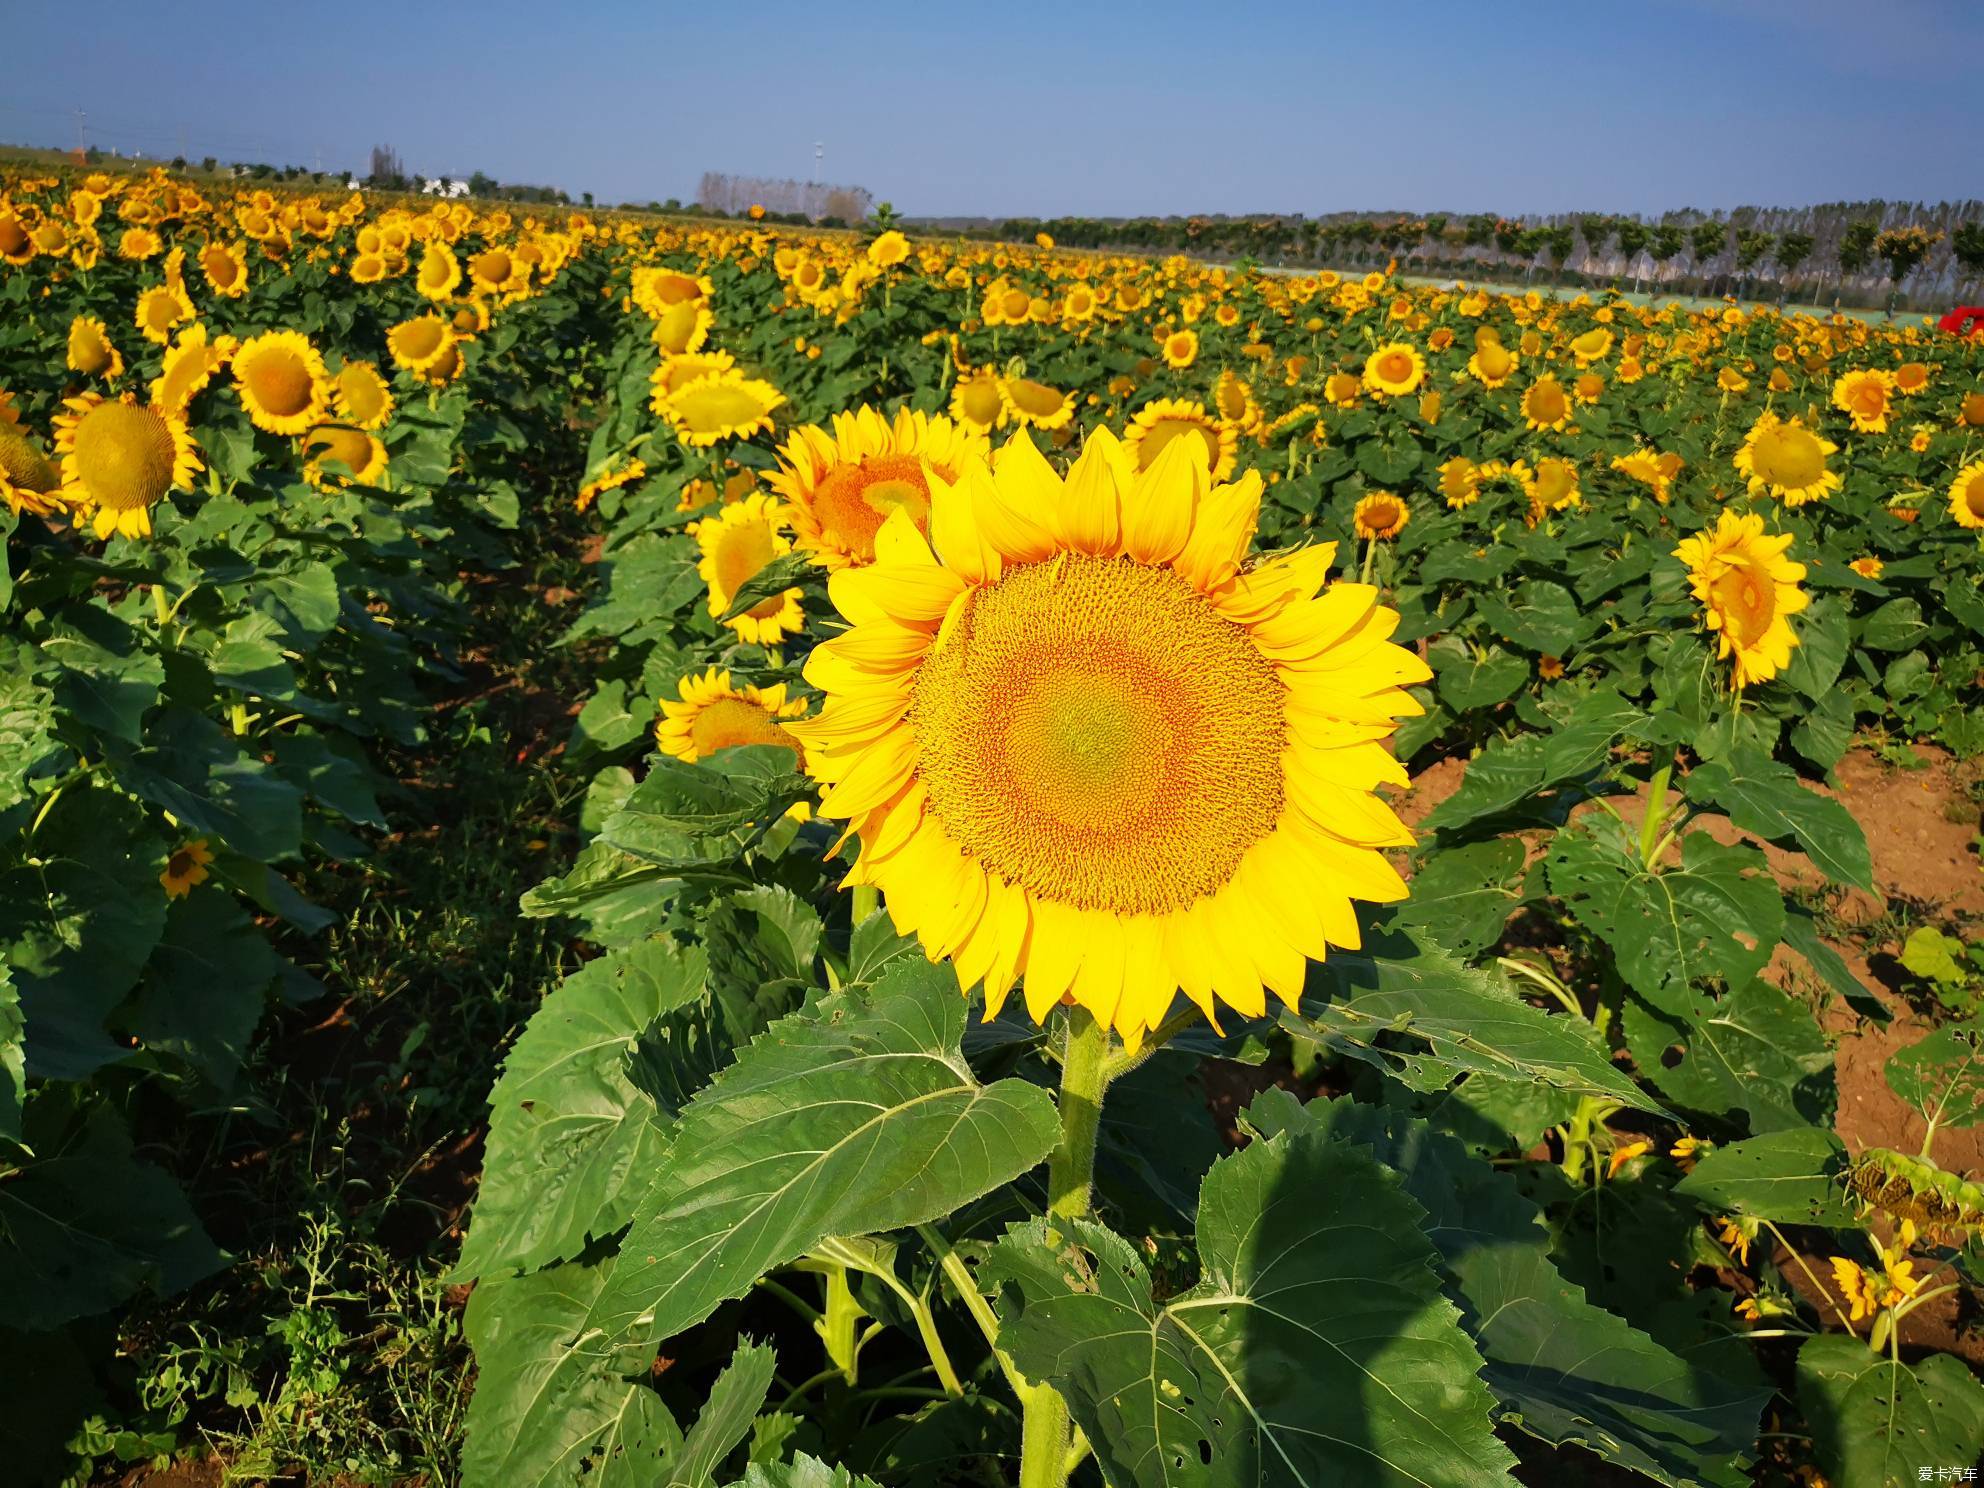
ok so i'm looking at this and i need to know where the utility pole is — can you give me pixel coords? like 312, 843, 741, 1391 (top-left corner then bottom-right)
75, 109, 87, 154
813, 142, 822, 185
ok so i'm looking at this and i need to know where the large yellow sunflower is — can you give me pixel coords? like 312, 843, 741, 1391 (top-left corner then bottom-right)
149, 324, 238, 417
331, 360, 395, 430
135, 283, 194, 347
1832, 368, 1895, 433
417, 241, 462, 300
1362, 341, 1426, 398
67, 315, 124, 380
0, 417, 64, 519
691, 491, 806, 643
1123, 398, 1238, 483
663, 374, 785, 448
648, 350, 739, 413
950, 372, 1006, 434
1950, 460, 1984, 530
1520, 376, 1573, 432
233, 330, 331, 435
1353, 490, 1409, 539
1732, 411, 1841, 507
769, 406, 988, 571
656, 667, 809, 763
998, 376, 1077, 431
1673, 510, 1808, 689
789, 426, 1429, 1045
300, 423, 388, 489
52, 392, 202, 540
1467, 337, 1518, 388
1160, 329, 1199, 370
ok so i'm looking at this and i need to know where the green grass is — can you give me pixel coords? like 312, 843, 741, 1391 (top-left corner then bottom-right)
86, 525, 599, 1487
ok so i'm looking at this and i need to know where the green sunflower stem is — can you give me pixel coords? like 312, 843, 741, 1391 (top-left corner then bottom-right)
1018, 1008, 1112, 1488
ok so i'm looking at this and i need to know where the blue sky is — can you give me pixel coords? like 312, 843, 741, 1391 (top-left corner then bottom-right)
4, 0, 1976, 217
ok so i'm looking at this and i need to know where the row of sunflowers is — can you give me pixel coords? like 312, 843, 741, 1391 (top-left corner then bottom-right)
4, 163, 1984, 1488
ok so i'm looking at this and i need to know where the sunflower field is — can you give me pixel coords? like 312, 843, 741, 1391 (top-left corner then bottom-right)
4, 167, 1984, 1488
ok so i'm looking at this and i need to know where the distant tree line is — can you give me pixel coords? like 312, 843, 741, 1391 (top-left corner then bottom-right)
962, 201, 1984, 311
695, 171, 872, 226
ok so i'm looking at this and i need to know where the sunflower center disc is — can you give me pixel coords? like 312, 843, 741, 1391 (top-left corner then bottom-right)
911, 554, 1286, 915
248, 351, 315, 416
74, 404, 174, 510
1755, 426, 1823, 488
814, 454, 931, 562
1712, 563, 1775, 646
691, 698, 797, 758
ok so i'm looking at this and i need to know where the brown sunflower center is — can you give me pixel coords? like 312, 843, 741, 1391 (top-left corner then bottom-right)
1964, 473, 1984, 523
1711, 562, 1775, 647
73, 402, 175, 511
69, 322, 112, 374
243, 348, 317, 417
910, 554, 1286, 915
811, 453, 934, 563
1374, 351, 1413, 384
1850, 381, 1887, 415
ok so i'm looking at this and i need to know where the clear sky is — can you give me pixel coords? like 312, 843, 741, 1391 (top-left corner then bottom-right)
4, 0, 1976, 218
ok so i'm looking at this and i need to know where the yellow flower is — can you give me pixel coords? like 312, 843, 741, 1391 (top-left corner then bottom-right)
1124, 399, 1238, 484
1211, 370, 1259, 431
1160, 329, 1199, 370
1849, 556, 1884, 580
233, 330, 331, 435
53, 391, 202, 540
161, 839, 215, 899
1570, 327, 1612, 365
1716, 366, 1749, 394
1607, 1140, 1651, 1179
867, 230, 910, 268
0, 418, 64, 519
1470, 340, 1519, 390
664, 374, 784, 448
1438, 455, 1481, 510
1673, 509, 1809, 689
150, 324, 238, 418
769, 406, 988, 570
788, 425, 1429, 1045
1034, 231, 1055, 250
656, 667, 808, 763
417, 241, 462, 300
1732, 412, 1841, 507
135, 283, 195, 347
1522, 457, 1581, 525
67, 315, 123, 380
1948, 461, 1984, 530
1353, 490, 1409, 540
300, 423, 388, 489
573, 456, 646, 512
331, 360, 395, 431
1362, 341, 1426, 398
199, 238, 250, 298
1893, 361, 1929, 395
1520, 376, 1572, 432
1323, 371, 1362, 409
949, 371, 1006, 434
1715, 1215, 1756, 1267
998, 376, 1077, 431
691, 492, 805, 644
1832, 368, 1895, 433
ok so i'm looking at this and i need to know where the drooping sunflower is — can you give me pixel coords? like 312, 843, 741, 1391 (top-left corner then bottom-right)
417, 241, 462, 300
950, 371, 1006, 434
1673, 510, 1808, 689
1612, 449, 1677, 503
1362, 341, 1426, 398
656, 667, 809, 763
67, 315, 124, 380
52, 391, 202, 539
663, 374, 785, 449
788, 427, 1429, 1045
0, 417, 64, 518
1211, 370, 1259, 431
1520, 375, 1573, 432
300, 423, 389, 489
1353, 490, 1409, 539
135, 283, 194, 346
691, 492, 806, 644
1950, 461, 1984, 530
574, 455, 647, 513
233, 330, 331, 435
386, 314, 457, 379
1732, 411, 1841, 507
768, 406, 988, 570
998, 376, 1077, 431
199, 238, 250, 298
1160, 329, 1199, 370
331, 360, 395, 430
1832, 368, 1895, 433
149, 323, 238, 417
1123, 398, 1238, 483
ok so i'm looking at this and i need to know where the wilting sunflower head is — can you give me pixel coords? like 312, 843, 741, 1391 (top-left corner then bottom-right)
656, 667, 809, 764
1733, 411, 1841, 507
332, 360, 395, 430
233, 330, 331, 434
1353, 490, 1409, 540
998, 376, 1076, 431
1673, 509, 1808, 689
1124, 398, 1237, 483
1832, 368, 1895, 433
300, 423, 388, 489
67, 315, 123, 380
53, 391, 202, 540
663, 374, 784, 449
789, 425, 1430, 1046
691, 491, 806, 644
150, 324, 238, 417
1950, 461, 1984, 531
768, 406, 989, 571
1362, 341, 1426, 398
949, 372, 1006, 434
0, 418, 64, 518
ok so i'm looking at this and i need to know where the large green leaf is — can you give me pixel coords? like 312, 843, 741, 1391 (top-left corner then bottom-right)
656, 1340, 777, 1488
1286, 922, 1657, 1110
1672, 1128, 1855, 1227
0, 671, 60, 814
126, 891, 281, 1089
601, 748, 813, 852
1546, 824, 1783, 1007
1391, 840, 1525, 953
1884, 1022, 1984, 1130
457, 939, 714, 1280
1419, 694, 1644, 834
987, 1129, 1518, 1487
1248, 1091, 1767, 1486
1472, 579, 1584, 656
0, 967, 22, 1144
588, 961, 1059, 1347
1621, 979, 1832, 1134
1428, 637, 1527, 712
726, 1458, 884, 1488
1680, 749, 1873, 891
1798, 1335, 1984, 1488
